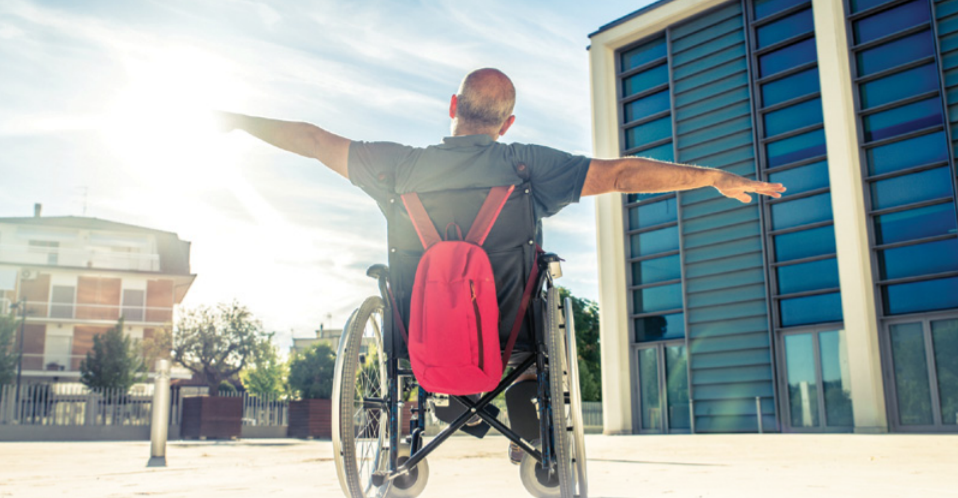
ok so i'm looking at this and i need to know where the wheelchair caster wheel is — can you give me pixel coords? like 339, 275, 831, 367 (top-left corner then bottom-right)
389, 443, 429, 498
519, 443, 561, 498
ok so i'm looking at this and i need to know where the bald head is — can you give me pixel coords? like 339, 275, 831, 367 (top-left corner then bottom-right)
454, 68, 516, 130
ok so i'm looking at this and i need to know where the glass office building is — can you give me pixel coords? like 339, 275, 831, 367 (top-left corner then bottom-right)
589, 0, 958, 434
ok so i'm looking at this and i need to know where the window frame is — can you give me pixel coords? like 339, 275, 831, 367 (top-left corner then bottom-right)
842, 0, 958, 320
880, 310, 958, 432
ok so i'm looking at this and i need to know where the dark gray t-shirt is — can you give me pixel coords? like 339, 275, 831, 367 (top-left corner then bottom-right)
348, 134, 592, 226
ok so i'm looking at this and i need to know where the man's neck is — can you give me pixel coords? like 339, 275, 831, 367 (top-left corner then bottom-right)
451, 122, 499, 141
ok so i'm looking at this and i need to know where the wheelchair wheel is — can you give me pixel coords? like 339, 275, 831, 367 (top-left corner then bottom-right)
546, 287, 587, 498
333, 297, 390, 498
563, 297, 588, 498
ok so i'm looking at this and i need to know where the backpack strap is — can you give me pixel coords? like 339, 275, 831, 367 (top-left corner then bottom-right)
465, 185, 515, 246
401, 193, 442, 250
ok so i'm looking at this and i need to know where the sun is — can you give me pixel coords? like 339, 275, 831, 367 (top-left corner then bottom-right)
98, 46, 253, 191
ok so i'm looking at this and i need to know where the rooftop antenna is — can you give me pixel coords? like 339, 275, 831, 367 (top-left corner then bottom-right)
77, 186, 88, 216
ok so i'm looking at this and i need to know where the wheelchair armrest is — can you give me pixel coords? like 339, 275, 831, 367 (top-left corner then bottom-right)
539, 253, 562, 264
366, 264, 389, 280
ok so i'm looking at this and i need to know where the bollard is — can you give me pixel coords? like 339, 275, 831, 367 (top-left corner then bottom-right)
148, 359, 171, 467
755, 397, 763, 434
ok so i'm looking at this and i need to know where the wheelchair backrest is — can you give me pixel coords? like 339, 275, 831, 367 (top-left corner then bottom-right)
385, 183, 538, 349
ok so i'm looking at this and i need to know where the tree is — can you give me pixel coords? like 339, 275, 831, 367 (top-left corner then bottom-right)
288, 343, 336, 400
79, 318, 147, 391
0, 312, 19, 386
173, 301, 267, 396
558, 287, 602, 401
240, 335, 289, 398
140, 328, 172, 371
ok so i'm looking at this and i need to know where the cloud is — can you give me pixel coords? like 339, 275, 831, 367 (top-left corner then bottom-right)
0, 0, 625, 338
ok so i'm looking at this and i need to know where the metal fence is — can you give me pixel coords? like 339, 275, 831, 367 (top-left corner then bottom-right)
0, 383, 155, 426
217, 390, 289, 427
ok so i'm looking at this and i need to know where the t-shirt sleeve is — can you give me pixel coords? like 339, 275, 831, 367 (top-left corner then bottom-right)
348, 141, 415, 204
512, 143, 592, 218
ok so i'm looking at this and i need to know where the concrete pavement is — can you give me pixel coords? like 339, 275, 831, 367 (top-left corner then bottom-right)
0, 434, 955, 497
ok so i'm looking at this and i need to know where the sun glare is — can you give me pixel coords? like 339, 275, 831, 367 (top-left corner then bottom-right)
99, 47, 253, 190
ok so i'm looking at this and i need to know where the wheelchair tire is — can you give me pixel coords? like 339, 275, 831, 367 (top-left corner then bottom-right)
332, 296, 391, 498
563, 298, 589, 498
545, 286, 576, 498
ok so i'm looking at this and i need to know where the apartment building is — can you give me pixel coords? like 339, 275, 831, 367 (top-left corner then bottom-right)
589, 0, 957, 434
0, 207, 195, 381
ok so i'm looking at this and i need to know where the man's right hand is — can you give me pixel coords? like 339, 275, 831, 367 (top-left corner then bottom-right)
210, 111, 351, 178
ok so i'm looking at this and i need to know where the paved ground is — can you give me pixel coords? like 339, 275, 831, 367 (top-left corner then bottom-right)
0, 434, 955, 497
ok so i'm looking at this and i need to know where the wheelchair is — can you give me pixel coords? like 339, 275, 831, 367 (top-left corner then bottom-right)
330, 183, 589, 498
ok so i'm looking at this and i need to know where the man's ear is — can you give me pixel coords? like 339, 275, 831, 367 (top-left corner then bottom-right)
499, 115, 516, 137
449, 94, 458, 119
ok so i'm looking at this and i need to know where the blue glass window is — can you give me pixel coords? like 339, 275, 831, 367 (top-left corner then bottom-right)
633, 254, 682, 285
625, 90, 670, 123
627, 192, 670, 204
759, 38, 817, 78
771, 193, 833, 230
774, 225, 837, 262
625, 116, 672, 150
866, 131, 948, 175
874, 203, 958, 245
859, 64, 939, 110
870, 167, 954, 210
622, 64, 669, 98
634, 141, 674, 161
762, 67, 820, 107
778, 258, 840, 295
879, 238, 958, 280
635, 312, 685, 342
621, 37, 667, 72
633, 283, 683, 314
763, 98, 823, 137
629, 197, 677, 230
631, 225, 680, 258
766, 128, 826, 168
884, 277, 958, 315
769, 160, 829, 196
780, 292, 843, 327
862, 98, 942, 142
853, 0, 930, 45
857, 30, 935, 77
754, 0, 807, 20
757, 9, 813, 48
850, 0, 896, 14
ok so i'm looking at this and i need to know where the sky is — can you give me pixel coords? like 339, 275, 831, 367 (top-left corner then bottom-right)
0, 0, 655, 349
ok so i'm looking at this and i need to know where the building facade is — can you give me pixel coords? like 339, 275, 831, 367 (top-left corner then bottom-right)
0, 210, 195, 382
589, 0, 958, 434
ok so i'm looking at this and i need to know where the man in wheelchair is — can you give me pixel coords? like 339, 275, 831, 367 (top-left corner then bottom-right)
218, 68, 784, 498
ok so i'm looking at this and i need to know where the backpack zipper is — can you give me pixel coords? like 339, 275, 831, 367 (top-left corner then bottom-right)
470, 280, 484, 370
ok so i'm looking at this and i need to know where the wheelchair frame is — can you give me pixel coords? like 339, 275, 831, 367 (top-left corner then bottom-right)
332, 254, 586, 498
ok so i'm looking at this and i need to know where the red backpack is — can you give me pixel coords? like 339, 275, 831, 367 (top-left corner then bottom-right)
396, 185, 514, 395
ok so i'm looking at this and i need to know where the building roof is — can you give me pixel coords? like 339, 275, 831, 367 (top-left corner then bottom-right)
589, 0, 674, 38
0, 216, 177, 235
0, 216, 193, 276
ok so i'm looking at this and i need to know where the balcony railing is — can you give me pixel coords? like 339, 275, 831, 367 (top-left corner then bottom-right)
20, 354, 87, 374
19, 300, 173, 324
0, 244, 160, 272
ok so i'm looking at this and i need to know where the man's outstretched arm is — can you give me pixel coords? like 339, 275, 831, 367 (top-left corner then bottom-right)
215, 111, 351, 179
581, 157, 785, 202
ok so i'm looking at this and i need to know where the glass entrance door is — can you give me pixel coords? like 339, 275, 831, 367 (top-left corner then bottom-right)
635, 342, 690, 433
779, 328, 854, 431
885, 316, 958, 431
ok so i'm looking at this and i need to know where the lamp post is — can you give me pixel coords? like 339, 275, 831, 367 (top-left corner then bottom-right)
11, 297, 26, 417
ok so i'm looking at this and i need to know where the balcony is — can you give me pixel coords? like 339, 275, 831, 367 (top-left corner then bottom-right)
20, 353, 85, 376
0, 244, 160, 272
13, 299, 173, 325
